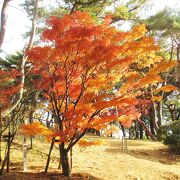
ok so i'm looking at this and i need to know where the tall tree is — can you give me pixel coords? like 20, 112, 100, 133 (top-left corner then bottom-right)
146, 8, 180, 87
22, 12, 176, 177
21, 0, 39, 172
1, 0, 39, 118
0, 0, 40, 173
0, 0, 11, 48
143, 8, 180, 136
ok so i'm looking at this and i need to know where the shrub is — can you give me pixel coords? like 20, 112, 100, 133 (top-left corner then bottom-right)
159, 120, 180, 153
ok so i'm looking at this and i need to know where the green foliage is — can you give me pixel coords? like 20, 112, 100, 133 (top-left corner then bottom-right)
108, 0, 148, 23
113, 5, 130, 20
20, 0, 44, 18
146, 8, 180, 36
166, 98, 180, 108
0, 51, 23, 70
44, 0, 114, 18
0, 51, 38, 90
41, 0, 148, 23
64, 0, 113, 14
145, 8, 180, 57
159, 120, 180, 153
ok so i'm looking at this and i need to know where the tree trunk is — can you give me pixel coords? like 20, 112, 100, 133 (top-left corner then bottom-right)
0, 0, 11, 48
151, 102, 159, 132
6, 132, 11, 172
149, 103, 159, 136
137, 120, 157, 141
157, 101, 162, 127
177, 44, 180, 88
27, 0, 38, 50
128, 128, 131, 139
149, 118, 155, 136
23, 118, 28, 171
22, 0, 38, 170
70, 148, 72, 169
139, 123, 143, 139
0, 131, 15, 175
45, 138, 55, 172
135, 122, 139, 139
2, 0, 39, 119
29, 110, 34, 149
95, 130, 100, 136
167, 104, 175, 121
0, 109, 2, 163
120, 124, 126, 138
145, 131, 149, 139
60, 143, 71, 177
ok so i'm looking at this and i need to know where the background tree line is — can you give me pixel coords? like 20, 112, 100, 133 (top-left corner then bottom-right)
0, 0, 179, 177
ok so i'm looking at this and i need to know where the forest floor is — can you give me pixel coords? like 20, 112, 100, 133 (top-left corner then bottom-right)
0, 135, 179, 180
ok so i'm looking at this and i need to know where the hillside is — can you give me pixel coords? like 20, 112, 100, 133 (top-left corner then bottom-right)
0, 135, 179, 180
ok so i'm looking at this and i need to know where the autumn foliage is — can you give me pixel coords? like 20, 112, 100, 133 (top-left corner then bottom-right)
22, 11, 176, 149
0, 69, 20, 110
78, 139, 103, 147
21, 122, 52, 138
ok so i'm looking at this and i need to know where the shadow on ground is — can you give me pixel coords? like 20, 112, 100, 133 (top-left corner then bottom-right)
128, 148, 179, 165
105, 140, 179, 165
0, 172, 102, 180
11, 141, 60, 162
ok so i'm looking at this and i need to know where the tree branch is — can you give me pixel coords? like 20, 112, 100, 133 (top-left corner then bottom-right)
0, 0, 11, 49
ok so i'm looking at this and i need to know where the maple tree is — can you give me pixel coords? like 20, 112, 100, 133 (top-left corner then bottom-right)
0, 69, 20, 110
21, 11, 176, 177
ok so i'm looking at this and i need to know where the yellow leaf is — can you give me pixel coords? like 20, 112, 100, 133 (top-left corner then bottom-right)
151, 96, 163, 102
155, 85, 176, 93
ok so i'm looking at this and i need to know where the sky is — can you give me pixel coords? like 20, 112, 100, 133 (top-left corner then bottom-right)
0, 0, 180, 56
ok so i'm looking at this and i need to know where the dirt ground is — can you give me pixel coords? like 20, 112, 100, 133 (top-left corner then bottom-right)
0, 135, 179, 180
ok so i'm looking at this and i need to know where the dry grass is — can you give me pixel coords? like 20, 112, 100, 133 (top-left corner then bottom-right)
0, 135, 179, 180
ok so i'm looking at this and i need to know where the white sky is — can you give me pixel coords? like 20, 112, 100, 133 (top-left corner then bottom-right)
0, 0, 180, 56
